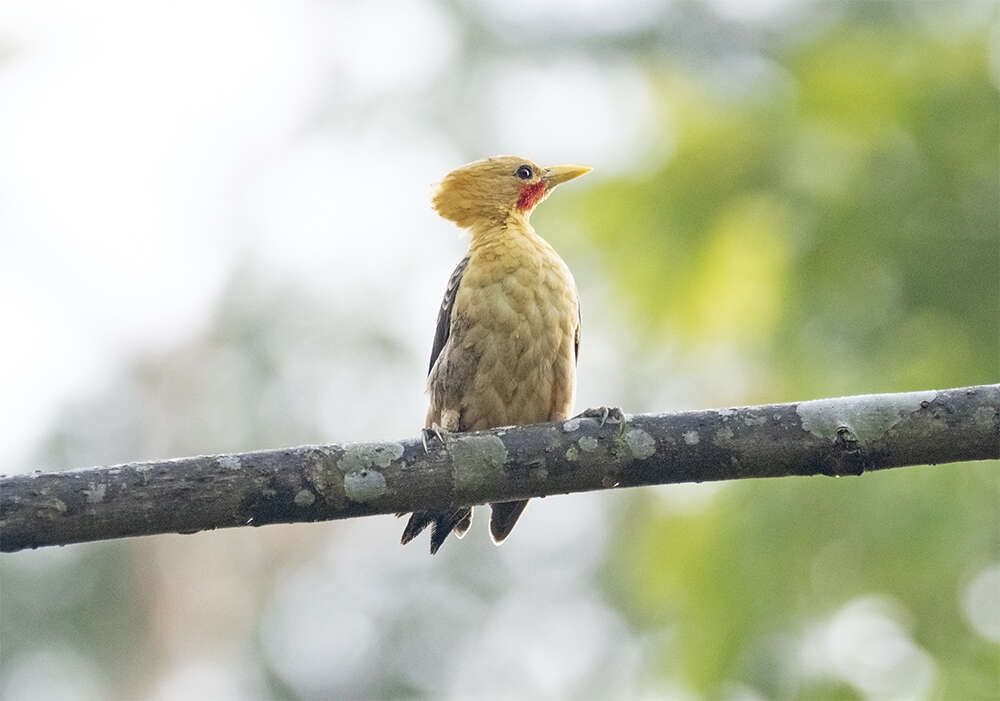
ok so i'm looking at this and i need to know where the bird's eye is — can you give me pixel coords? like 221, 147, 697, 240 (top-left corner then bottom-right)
515, 165, 533, 180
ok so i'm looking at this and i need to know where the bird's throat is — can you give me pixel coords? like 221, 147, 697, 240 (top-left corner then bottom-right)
516, 182, 547, 211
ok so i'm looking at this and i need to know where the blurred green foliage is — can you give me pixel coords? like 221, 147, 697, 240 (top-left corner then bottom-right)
547, 14, 998, 402
542, 10, 999, 700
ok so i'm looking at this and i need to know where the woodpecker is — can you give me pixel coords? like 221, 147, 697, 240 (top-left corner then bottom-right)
401, 156, 591, 554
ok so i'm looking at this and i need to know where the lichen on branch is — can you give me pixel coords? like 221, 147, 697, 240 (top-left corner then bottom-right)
1, 384, 996, 553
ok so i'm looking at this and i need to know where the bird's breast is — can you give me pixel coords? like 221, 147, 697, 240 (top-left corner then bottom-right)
451, 235, 579, 429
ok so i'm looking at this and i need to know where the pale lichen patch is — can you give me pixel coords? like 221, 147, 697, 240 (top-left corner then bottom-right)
562, 418, 582, 432
372, 443, 404, 468
294, 489, 316, 507
626, 429, 656, 460
565, 446, 580, 462
343, 470, 388, 503
683, 430, 700, 445
743, 415, 767, 426
307, 449, 346, 509
84, 482, 107, 504
578, 436, 599, 453
34, 497, 68, 518
453, 435, 507, 493
975, 406, 997, 428
217, 455, 242, 471
542, 426, 564, 451
797, 390, 938, 443
339, 443, 404, 472
714, 426, 735, 444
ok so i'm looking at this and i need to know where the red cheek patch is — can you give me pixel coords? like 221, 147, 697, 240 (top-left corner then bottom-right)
516, 181, 547, 211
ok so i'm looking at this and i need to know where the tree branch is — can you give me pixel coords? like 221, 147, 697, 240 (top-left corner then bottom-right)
2, 385, 996, 552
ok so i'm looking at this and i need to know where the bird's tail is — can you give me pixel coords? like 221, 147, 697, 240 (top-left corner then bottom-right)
400, 508, 472, 554
489, 500, 528, 544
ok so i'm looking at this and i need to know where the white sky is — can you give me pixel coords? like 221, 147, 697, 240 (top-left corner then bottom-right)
0, 0, 325, 470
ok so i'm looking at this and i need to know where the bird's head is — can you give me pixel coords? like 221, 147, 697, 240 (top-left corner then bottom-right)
432, 156, 591, 230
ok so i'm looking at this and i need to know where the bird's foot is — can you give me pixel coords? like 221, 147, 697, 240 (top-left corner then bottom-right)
421, 424, 448, 453
573, 406, 625, 427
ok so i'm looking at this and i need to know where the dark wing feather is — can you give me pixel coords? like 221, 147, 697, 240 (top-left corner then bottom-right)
402, 257, 471, 555
428, 256, 470, 376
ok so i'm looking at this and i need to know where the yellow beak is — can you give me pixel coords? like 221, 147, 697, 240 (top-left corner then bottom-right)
543, 164, 592, 186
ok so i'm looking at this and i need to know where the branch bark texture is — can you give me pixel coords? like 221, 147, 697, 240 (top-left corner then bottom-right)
2, 385, 997, 552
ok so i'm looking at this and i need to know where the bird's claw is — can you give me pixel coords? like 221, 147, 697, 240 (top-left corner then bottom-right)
573, 406, 625, 427
421, 424, 447, 453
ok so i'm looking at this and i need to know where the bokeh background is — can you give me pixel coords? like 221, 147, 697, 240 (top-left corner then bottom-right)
1, 1, 998, 699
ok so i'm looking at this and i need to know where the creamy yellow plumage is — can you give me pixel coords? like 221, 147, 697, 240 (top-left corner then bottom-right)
401, 156, 591, 554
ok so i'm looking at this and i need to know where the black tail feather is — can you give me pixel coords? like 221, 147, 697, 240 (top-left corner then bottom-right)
400, 511, 436, 545
402, 508, 472, 554
489, 500, 528, 544
453, 509, 473, 538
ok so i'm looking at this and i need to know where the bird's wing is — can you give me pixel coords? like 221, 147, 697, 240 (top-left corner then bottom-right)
428, 255, 470, 375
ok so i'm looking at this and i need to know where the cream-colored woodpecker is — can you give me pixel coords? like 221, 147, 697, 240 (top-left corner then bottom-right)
401, 156, 591, 554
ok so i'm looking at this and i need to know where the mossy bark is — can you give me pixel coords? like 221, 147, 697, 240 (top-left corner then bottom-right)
2, 384, 996, 552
